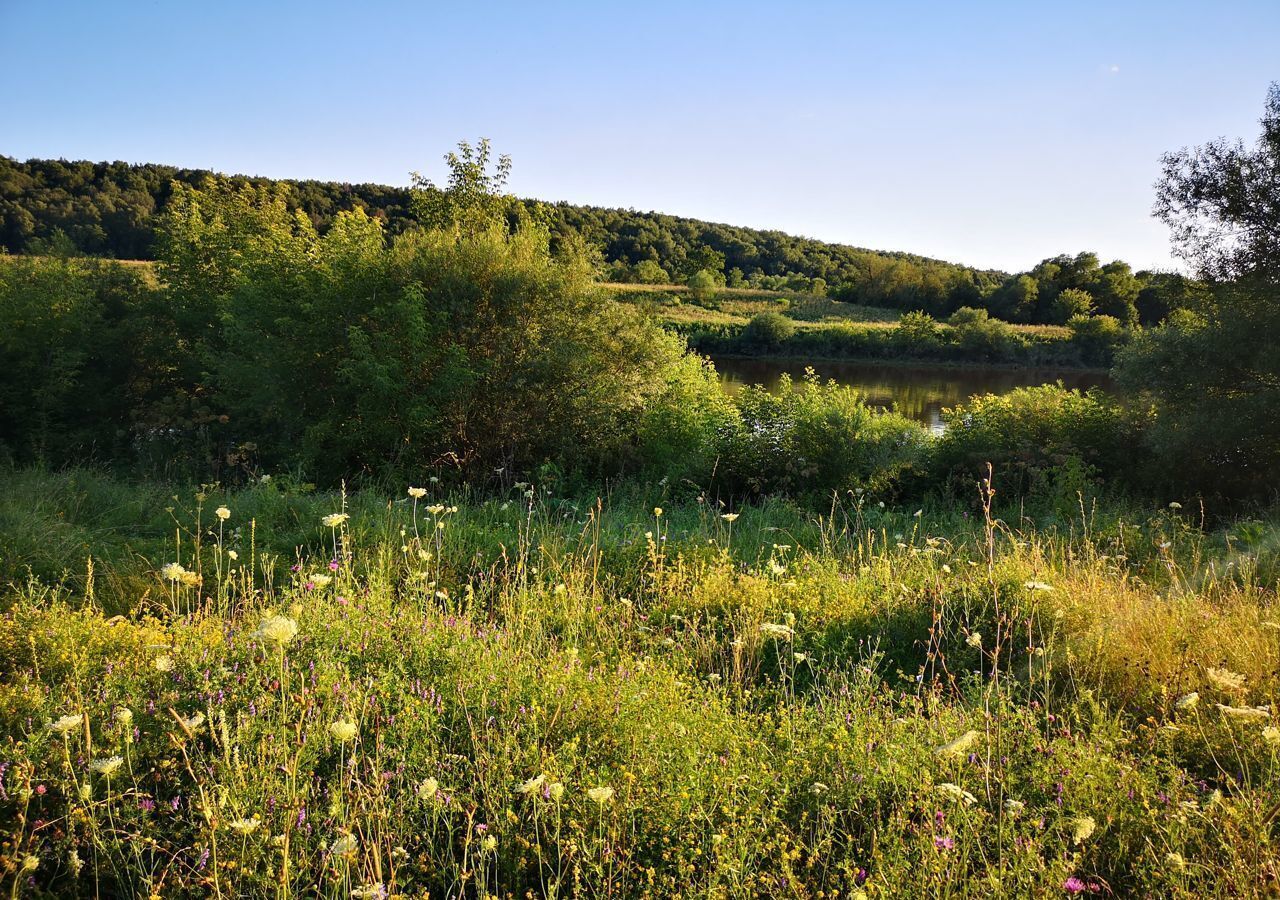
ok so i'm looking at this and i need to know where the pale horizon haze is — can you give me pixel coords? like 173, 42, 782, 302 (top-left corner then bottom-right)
3, 0, 1278, 273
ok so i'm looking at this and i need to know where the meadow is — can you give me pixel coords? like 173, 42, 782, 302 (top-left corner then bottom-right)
4, 114, 1280, 896
2, 468, 1279, 897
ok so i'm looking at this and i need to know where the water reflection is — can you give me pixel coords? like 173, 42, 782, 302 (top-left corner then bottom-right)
713, 357, 1114, 433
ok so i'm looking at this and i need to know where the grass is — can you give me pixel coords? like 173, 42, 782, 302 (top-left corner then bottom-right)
2, 469, 1279, 897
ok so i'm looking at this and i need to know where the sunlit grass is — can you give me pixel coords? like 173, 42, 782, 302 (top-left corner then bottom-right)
1, 470, 1278, 897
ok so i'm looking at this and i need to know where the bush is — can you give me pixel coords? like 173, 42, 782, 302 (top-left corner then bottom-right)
714, 372, 930, 501
1068, 314, 1126, 366
935, 385, 1144, 498
948, 307, 1026, 361
1116, 278, 1280, 498
742, 311, 797, 349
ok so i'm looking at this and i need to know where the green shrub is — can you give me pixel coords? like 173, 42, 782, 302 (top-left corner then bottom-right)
742, 311, 797, 349
935, 384, 1144, 497
714, 372, 929, 501
1068, 313, 1126, 366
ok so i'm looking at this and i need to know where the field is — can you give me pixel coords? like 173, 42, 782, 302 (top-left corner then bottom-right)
3, 469, 1279, 897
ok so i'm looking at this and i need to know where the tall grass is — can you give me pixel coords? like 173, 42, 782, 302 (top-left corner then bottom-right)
1, 470, 1278, 897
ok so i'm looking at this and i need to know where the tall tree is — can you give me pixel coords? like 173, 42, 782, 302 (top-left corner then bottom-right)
1155, 82, 1280, 282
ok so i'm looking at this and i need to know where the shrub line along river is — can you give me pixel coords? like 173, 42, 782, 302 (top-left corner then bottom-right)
711, 356, 1115, 434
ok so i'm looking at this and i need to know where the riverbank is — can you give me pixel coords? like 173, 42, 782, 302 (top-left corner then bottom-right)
680, 316, 1120, 369
707, 350, 1112, 375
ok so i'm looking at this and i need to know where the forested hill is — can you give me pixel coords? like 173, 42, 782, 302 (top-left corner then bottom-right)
0, 155, 1191, 324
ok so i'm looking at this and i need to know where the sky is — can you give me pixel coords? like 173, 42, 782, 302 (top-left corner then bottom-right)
2, 0, 1278, 273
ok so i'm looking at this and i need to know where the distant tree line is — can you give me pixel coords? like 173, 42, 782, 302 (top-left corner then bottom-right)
1, 156, 1199, 327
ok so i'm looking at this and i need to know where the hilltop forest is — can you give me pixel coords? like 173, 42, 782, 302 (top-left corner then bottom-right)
0, 154, 1197, 327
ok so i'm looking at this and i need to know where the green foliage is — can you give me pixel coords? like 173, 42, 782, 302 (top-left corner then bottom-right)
1117, 278, 1280, 497
1, 156, 1175, 330
1156, 81, 1280, 282
633, 258, 670, 284
714, 373, 929, 500
741, 310, 796, 348
409, 138, 513, 235
0, 255, 159, 462
686, 268, 719, 302
1123, 85, 1280, 498
1067, 314, 1127, 366
894, 310, 941, 348
935, 385, 1144, 496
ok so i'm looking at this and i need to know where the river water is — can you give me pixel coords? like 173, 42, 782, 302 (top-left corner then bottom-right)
713, 357, 1113, 433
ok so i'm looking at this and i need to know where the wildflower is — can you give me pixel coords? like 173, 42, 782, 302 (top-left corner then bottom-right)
1217, 703, 1271, 723
965, 632, 982, 649
1262, 726, 1280, 746
408, 486, 427, 499
1174, 692, 1199, 711
936, 730, 981, 759
941, 563, 952, 574
20, 854, 38, 872
115, 707, 133, 727
1069, 815, 1096, 844
425, 504, 446, 515
937, 783, 977, 805
256, 615, 299, 647
351, 884, 385, 900
417, 778, 439, 801
587, 786, 615, 805
228, 550, 239, 561
721, 513, 739, 522
1003, 798, 1025, 814
331, 831, 358, 856
1165, 851, 1186, 871
810, 782, 829, 795
760, 623, 794, 640
1063, 876, 1086, 894
308, 573, 332, 589
161, 562, 187, 582
1206, 667, 1247, 693
548, 782, 565, 802
934, 835, 954, 851
90, 756, 124, 778
653, 507, 663, 517
517, 774, 546, 795
49, 713, 83, 735
215, 506, 231, 521
1024, 581, 1054, 592
322, 513, 349, 528
228, 816, 261, 835
154, 654, 175, 672
179, 570, 201, 587
182, 711, 206, 732
329, 720, 359, 743
481, 835, 498, 852
1168, 501, 1182, 509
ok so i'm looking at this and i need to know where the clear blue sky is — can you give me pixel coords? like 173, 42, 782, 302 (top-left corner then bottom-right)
3, 0, 1277, 272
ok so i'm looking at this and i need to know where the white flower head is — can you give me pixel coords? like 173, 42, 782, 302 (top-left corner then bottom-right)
937, 782, 977, 805
90, 755, 124, 778
329, 719, 358, 743
517, 773, 546, 795
256, 615, 299, 647
49, 713, 83, 735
